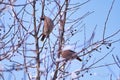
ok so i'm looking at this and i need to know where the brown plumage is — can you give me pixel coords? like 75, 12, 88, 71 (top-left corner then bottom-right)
41, 16, 54, 41
61, 50, 82, 62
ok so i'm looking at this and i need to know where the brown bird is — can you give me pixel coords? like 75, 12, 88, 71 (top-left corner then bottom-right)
61, 50, 82, 62
41, 16, 54, 41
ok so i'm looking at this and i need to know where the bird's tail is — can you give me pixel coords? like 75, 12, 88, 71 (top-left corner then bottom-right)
41, 34, 46, 41
76, 57, 82, 62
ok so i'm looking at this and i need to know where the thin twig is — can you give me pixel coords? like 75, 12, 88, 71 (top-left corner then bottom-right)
103, 0, 115, 42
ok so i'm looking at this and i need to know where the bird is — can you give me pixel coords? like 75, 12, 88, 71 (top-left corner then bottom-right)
61, 50, 82, 62
40, 16, 54, 41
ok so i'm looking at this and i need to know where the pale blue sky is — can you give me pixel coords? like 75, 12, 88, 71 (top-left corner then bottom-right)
0, 0, 120, 80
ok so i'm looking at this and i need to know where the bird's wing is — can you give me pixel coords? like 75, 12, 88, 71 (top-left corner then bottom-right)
69, 50, 76, 53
